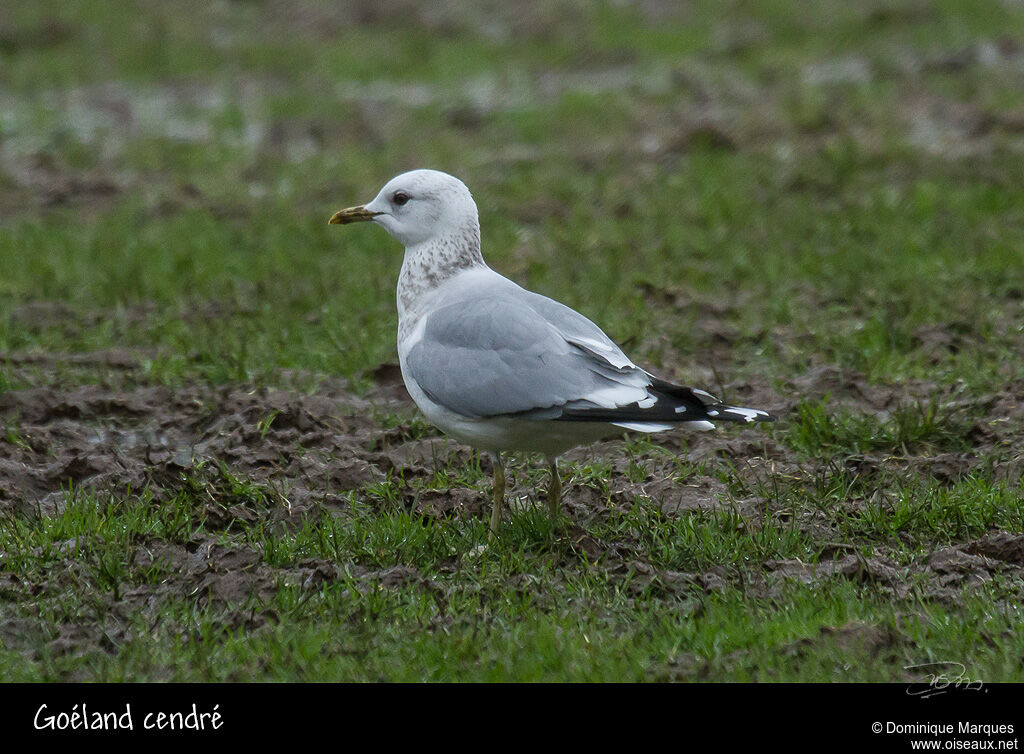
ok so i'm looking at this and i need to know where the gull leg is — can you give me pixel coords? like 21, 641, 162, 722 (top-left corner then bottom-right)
546, 456, 561, 519
488, 451, 504, 537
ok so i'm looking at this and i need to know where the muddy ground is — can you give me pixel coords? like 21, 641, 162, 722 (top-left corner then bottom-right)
2, 338, 1023, 669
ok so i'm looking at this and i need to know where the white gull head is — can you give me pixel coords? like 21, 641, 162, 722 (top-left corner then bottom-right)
329, 169, 487, 318
338, 169, 480, 249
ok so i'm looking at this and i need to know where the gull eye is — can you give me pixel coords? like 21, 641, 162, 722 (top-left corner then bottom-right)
392, 191, 410, 206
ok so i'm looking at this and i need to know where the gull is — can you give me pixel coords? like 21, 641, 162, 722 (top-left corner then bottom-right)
330, 169, 774, 535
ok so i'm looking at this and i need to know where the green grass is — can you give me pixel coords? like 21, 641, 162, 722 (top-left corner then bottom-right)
785, 398, 974, 456
0, 485, 1018, 683
1, 0, 1024, 682
3, 482, 1022, 683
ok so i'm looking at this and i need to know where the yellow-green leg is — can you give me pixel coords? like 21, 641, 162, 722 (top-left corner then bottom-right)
546, 457, 561, 518
489, 452, 505, 537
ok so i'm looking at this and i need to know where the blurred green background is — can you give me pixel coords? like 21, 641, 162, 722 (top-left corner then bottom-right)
3, 0, 1024, 391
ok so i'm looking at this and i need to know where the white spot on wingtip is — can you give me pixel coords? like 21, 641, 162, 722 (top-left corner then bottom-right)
686, 420, 715, 431
613, 421, 673, 432
725, 407, 767, 422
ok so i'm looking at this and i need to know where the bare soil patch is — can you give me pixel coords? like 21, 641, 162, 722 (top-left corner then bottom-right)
1, 353, 1022, 669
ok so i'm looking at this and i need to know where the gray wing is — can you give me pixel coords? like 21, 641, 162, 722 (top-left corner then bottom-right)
519, 289, 636, 369
403, 295, 651, 419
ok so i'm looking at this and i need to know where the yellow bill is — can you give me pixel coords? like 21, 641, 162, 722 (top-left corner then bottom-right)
328, 206, 380, 225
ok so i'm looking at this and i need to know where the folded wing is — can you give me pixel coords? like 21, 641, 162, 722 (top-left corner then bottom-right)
402, 294, 774, 430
